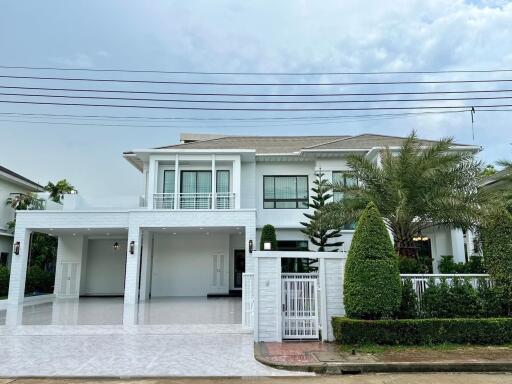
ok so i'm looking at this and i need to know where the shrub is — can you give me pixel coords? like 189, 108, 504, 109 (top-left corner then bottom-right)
344, 202, 401, 319
422, 278, 453, 318
399, 256, 432, 273
332, 317, 512, 345
0, 266, 9, 297
260, 224, 277, 251
481, 208, 512, 314
396, 279, 418, 319
25, 266, 54, 295
477, 281, 507, 318
438, 255, 485, 274
449, 278, 480, 317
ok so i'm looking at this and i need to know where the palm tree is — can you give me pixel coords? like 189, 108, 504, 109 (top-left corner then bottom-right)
321, 131, 483, 258
6, 192, 43, 210
45, 179, 75, 203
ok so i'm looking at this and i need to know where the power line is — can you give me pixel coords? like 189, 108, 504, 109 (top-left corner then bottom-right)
2, 64, 512, 76
1, 74, 512, 86
2, 99, 512, 111
2, 85, 512, 97
3, 91, 512, 104
0, 109, 475, 122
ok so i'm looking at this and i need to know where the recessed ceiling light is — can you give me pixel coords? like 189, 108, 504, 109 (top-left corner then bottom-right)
49, 228, 54, 231
172, 232, 177, 235
106, 232, 110, 236
87, 228, 91, 231
72, 233, 76, 236
205, 232, 210, 235
236, 227, 240, 230
162, 227, 167, 230
199, 227, 204, 230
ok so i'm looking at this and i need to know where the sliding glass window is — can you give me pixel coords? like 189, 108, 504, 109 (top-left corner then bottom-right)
263, 176, 308, 209
332, 171, 357, 229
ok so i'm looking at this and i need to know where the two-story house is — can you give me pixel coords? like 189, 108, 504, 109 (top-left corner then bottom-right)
5, 133, 479, 337
0, 165, 44, 270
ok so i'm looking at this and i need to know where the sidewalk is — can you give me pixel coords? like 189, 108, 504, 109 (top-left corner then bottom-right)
255, 342, 512, 374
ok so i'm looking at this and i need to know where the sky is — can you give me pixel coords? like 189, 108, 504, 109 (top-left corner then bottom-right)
0, 0, 511, 196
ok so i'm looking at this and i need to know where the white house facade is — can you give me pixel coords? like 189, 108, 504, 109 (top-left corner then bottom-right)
0, 165, 44, 270
5, 133, 480, 341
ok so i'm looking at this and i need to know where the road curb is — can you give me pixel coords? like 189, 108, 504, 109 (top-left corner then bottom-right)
254, 343, 512, 374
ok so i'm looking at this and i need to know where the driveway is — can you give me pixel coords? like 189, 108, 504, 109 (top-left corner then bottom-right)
0, 325, 303, 377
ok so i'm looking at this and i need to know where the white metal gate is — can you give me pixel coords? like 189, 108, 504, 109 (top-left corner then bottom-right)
281, 273, 319, 339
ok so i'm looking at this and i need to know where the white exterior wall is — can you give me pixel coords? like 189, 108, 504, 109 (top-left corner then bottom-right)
255, 256, 281, 342
82, 238, 127, 296
323, 258, 345, 340
151, 233, 230, 296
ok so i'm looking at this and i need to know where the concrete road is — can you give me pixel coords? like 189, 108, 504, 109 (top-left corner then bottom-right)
2, 373, 512, 384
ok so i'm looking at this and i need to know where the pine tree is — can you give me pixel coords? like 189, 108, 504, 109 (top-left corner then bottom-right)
300, 172, 343, 251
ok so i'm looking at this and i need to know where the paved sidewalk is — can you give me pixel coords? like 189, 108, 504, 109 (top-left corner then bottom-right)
255, 342, 512, 374
0, 326, 306, 377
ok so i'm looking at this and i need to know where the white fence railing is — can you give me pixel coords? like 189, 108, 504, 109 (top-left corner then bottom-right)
401, 273, 491, 304
242, 273, 254, 330
152, 192, 235, 210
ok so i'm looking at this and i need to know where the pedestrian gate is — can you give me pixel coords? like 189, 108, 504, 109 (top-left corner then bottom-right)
281, 273, 319, 339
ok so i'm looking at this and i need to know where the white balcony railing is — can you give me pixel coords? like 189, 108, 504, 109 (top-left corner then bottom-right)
153, 192, 235, 210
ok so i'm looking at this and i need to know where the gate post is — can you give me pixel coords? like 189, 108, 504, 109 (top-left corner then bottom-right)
319, 258, 328, 341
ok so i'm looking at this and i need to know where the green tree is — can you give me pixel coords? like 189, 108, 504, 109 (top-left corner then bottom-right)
300, 172, 343, 251
323, 131, 482, 258
260, 224, 277, 251
45, 179, 75, 203
481, 208, 512, 315
343, 202, 401, 319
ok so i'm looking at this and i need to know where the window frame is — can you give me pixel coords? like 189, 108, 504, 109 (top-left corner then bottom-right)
263, 175, 309, 209
179, 170, 231, 194
332, 171, 358, 230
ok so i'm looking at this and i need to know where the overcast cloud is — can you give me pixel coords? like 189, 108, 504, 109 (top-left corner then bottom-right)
0, 0, 511, 195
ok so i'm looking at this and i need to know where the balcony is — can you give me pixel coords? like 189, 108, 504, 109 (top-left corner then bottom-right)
153, 192, 236, 210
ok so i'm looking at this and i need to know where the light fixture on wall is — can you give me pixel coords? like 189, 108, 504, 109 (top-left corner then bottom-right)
113, 242, 120, 251
129, 240, 135, 255
264, 242, 272, 251
248, 239, 253, 253
13, 241, 20, 255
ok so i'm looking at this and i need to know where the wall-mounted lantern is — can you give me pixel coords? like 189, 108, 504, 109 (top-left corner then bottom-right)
113, 242, 120, 251
264, 242, 272, 251
248, 239, 253, 253
13, 241, 20, 255
129, 240, 135, 255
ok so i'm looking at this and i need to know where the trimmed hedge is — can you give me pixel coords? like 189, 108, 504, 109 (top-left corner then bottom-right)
332, 317, 512, 345
344, 202, 401, 319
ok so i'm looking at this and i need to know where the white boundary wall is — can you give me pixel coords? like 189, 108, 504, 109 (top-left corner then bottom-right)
252, 251, 346, 342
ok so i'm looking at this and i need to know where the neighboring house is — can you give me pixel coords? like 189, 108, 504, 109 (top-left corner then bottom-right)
480, 166, 512, 192
5, 133, 480, 340
0, 165, 44, 269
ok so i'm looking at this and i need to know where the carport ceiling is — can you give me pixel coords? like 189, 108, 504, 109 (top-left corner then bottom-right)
34, 228, 128, 236
149, 226, 245, 235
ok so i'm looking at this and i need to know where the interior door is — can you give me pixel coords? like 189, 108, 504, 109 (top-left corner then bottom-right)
210, 253, 227, 293
58, 262, 80, 297
234, 249, 245, 288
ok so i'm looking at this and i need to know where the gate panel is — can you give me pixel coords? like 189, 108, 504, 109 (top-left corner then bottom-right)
281, 273, 319, 339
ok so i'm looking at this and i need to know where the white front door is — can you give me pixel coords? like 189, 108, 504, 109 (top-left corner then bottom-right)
210, 253, 227, 294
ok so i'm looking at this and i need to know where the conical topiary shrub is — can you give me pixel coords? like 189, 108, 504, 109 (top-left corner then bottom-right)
343, 202, 401, 319
260, 224, 278, 251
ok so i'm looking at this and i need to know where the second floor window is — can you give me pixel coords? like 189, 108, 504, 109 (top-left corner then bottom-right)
163, 170, 175, 194
263, 175, 308, 209
332, 171, 357, 202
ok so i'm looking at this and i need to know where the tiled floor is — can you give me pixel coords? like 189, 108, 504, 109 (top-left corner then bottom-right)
0, 297, 300, 377
0, 329, 302, 376
0, 296, 242, 326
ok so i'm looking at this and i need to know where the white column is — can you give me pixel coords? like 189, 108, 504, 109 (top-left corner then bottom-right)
147, 158, 158, 210
211, 154, 216, 209
7, 228, 31, 305
465, 229, 476, 257
6, 227, 31, 326
451, 227, 466, 263
174, 154, 179, 210
233, 156, 241, 209
139, 230, 152, 301
123, 226, 142, 326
